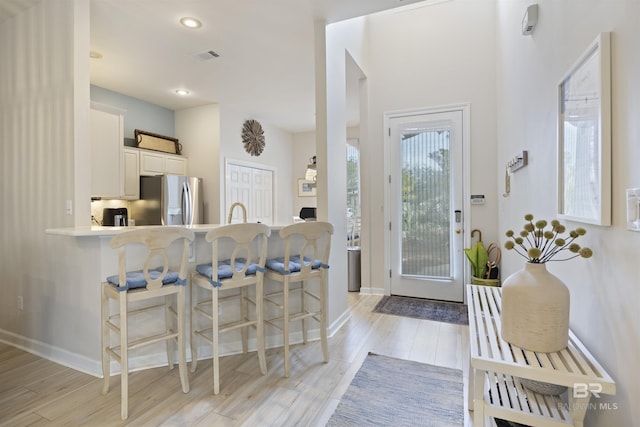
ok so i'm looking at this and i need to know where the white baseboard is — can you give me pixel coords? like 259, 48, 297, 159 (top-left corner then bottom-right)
329, 307, 351, 337
0, 328, 101, 377
1, 307, 354, 378
358, 286, 385, 295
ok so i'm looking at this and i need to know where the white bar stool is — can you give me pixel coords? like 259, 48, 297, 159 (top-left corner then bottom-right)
190, 223, 270, 394
101, 227, 194, 420
264, 221, 333, 378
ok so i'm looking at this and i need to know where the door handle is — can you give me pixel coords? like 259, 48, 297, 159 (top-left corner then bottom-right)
454, 210, 462, 223
182, 182, 192, 225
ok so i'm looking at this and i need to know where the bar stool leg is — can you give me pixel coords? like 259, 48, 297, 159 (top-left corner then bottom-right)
320, 272, 329, 363
177, 288, 189, 393
165, 295, 175, 369
241, 287, 248, 354
283, 276, 291, 378
190, 282, 198, 373
101, 284, 111, 395
119, 295, 129, 420
256, 279, 267, 374
212, 289, 220, 395
301, 280, 308, 344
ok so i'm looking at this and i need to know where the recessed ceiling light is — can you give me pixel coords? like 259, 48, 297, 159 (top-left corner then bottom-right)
175, 89, 190, 96
89, 51, 103, 59
180, 17, 202, 29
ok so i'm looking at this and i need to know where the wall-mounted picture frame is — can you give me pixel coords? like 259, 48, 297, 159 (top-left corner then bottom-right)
298, 179, 317, 197
557, 32, 611, 226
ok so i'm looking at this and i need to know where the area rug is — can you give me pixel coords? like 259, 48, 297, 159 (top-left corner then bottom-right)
373, 295, 468, 325
326, 353, 464, 427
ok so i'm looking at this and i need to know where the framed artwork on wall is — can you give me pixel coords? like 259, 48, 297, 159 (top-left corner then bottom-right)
298, 179, 317, 197
557, 32, 611, 226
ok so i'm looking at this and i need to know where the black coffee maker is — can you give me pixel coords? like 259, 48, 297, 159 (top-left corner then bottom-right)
103, 208, 128, 226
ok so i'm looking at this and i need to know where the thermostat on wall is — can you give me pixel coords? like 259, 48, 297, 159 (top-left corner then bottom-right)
471, 195, 485, 205
522, 4, 538, 35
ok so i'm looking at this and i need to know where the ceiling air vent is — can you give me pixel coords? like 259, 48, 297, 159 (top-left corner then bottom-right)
195, 49, 220, 61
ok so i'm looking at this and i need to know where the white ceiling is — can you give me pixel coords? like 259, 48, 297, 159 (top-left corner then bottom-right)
0, 0, 426, 133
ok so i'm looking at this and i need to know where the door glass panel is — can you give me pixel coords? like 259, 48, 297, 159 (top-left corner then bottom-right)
346, 142, 360, 246
401, 127, 451, 278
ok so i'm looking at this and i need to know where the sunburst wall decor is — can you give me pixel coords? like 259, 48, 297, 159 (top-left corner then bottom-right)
242, 119, 265, 156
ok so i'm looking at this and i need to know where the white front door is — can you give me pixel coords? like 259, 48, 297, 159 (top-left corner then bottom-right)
388, 108, 465, 302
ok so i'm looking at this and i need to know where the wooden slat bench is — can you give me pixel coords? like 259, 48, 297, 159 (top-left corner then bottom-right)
467, 285, 616, 427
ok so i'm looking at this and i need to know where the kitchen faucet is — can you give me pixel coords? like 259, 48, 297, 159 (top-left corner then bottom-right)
227, 202, 247, 224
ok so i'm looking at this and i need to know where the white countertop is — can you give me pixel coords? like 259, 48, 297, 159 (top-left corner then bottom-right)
45, 223, 288, 237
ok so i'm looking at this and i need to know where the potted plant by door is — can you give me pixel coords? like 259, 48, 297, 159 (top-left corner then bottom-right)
465, 229, 501, 286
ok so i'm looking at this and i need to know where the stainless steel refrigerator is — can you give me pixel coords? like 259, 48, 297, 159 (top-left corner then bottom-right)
132, 175, 203, 226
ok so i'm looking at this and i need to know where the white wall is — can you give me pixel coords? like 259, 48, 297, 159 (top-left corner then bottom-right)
497, 1, 639, 425
176, 104, 221, 224
0, 0, 102, 371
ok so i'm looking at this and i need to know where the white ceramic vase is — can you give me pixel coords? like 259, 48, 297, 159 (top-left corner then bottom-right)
500, 262, 570, 352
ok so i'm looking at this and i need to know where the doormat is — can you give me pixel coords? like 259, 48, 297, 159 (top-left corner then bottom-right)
326, 353, 463, 427
373, 295, 468, 325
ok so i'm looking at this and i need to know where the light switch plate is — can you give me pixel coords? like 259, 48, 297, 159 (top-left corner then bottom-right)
626, 188, 640, 231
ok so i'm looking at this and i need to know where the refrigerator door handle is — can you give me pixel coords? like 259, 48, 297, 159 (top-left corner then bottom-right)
182, 182, 192, 225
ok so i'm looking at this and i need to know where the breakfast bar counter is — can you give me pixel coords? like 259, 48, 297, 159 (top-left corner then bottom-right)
45, 223, 289, 237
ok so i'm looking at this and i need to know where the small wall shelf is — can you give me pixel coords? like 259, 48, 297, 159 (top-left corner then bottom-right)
507, 150, 528, 173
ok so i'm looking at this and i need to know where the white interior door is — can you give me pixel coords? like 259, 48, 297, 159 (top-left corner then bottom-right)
251, 168, 273, 224
388, 109, 465, 302
226, 161, 274, 224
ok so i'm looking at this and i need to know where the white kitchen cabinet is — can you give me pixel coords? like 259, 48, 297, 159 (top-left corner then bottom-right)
123, 148, 139, 199
90, 103, 124, 198
139, 150, 187, 176
165, 155, 187, 175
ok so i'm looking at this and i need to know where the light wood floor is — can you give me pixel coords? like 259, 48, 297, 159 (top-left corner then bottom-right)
0, 293, 472, 426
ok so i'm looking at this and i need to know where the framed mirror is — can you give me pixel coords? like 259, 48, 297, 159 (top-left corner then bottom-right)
557, 32, 611, 226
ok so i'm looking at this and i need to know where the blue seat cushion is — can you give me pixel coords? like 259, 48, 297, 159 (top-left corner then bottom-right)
106, 267, 183, 291
196, 258, 264, 287
265, 255, 325, 275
